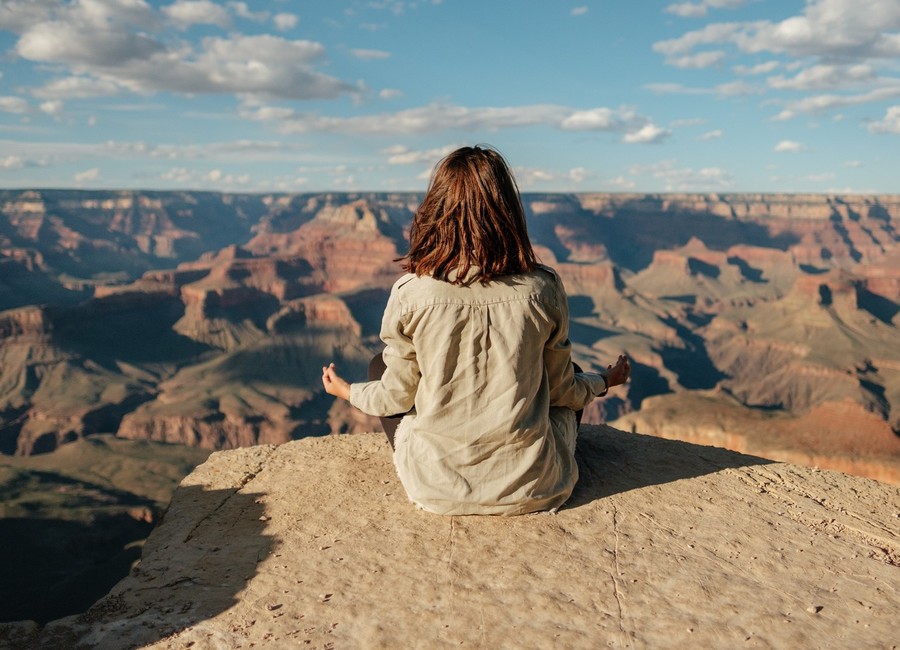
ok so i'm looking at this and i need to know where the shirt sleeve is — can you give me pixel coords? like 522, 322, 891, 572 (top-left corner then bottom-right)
349, 280, 420, 417
544, 272, 608, 410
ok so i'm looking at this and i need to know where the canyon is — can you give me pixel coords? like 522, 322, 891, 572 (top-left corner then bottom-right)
0, 189, 898, 482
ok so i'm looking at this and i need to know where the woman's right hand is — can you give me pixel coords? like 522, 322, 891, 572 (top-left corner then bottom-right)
322, 363, 351, 401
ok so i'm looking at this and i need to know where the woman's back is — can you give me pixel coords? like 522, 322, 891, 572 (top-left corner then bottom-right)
351, 266, 606, 515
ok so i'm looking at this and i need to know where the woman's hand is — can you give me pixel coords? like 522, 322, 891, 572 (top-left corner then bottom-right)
605, 354, 631, 388
322, 363, 351, 401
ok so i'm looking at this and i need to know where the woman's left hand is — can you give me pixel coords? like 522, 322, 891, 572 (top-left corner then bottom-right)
322, 363, 351, 401
605, 354, 631, 388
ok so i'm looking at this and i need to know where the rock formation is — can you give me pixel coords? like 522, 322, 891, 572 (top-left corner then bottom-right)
6, 426, 897, 648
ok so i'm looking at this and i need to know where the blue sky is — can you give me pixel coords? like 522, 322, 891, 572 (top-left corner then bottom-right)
1, 0, 899, 193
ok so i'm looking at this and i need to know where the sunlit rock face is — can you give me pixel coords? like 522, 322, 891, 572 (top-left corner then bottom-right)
1, 190, 898, 482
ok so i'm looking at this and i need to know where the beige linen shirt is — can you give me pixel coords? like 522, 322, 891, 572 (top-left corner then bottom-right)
349, 265, 608, 515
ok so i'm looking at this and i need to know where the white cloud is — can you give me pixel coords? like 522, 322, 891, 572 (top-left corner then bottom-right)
659, 1, 900, 65
666, 0, 748, 17
608, 175, 636, 190
733, 60, 780, 75
628, 159, 733, 190
567, 167, 589, 183
773, 85, 900, 119
714, 80, 760, 95
379, 88, 404, 99
666, 3, 708, 18
242, 102, 668, 140
273, 12, 298, 30
351, 48, 392, 60
843, 159, 864, 167
515, 167, 555, 186
571, 6, 589, 16
163, 1, 231, 29
228, 2, 269, 22
1, 155, 26, 170
74, 167, 100, 182
32, 77, 122, 100
382, 144, 457, 165
0, 96, 29, 113
653, 22, 743, 60
12, 3, 358, 102
767, 64, 876, 90
0, 0, 57, 32
698, 129, 723, 140
868, 105, 900, 133
670, 50, 726, 68
39, 100, 63, 115
805, 172, 836, 182
623, 123, 671, 144
161, 166, 251, 186
774, 139, 807, 152
645, 83, 707, 95
645, 81, 759, 97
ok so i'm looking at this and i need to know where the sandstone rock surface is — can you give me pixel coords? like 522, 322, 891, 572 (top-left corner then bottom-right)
14, 426, 899, 649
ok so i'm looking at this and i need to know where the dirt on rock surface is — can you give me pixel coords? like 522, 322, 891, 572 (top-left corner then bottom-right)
5, 425, 899, 649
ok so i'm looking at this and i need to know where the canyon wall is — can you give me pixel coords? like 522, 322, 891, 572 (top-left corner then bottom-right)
1, 190, 898, 480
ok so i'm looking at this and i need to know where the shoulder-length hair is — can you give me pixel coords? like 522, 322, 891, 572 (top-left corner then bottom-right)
401, 145, 538, 284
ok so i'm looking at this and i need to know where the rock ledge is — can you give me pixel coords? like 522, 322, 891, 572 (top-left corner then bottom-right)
9, 426, 900, 649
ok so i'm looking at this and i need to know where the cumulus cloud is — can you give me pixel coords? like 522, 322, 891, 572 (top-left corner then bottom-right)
74, 167, 100, 182
10, 1, 358, 102
659, 0, 900, 62
698, 129, 723, 140
379, 88, 404, 99
161, 166, 251, 186
273, 12, 298, 30
163, 1, 231, 29
239, 102, 669, 143
382, 144, 457, 164
39, 100, 63, 115
645, 81, 760, 96
0, 96, 29, 113
773, 85, 900, 120
628, 159, 733, 190
515, 167, 555, 186
774, 139, 807, 152
1, 155, 26, 170
733, 60, 780, 75
665, 0, 747, 18
669, 50, 726, 68
655, 0, 900, 119
32, 77, 122, 99
868, 105, 900, 133
567, 167, 589, 183
767, 64, 876, 90
608, 175, 636, 190
227, 2, 269, 22
623, 123, 671, 144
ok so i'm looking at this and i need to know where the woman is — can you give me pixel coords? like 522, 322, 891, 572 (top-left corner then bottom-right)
322, 145, 629, 515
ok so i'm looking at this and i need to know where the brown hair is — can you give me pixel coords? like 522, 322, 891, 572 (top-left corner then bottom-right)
401, 145, 538, 284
